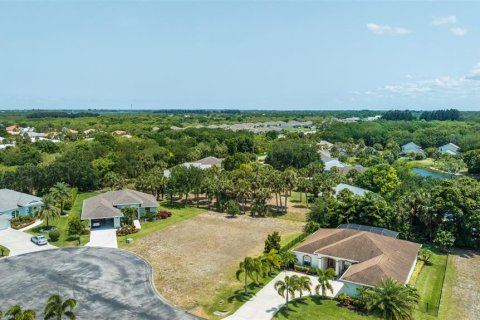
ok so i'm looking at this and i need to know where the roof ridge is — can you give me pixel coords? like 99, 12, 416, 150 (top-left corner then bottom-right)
314, 231, 366, 254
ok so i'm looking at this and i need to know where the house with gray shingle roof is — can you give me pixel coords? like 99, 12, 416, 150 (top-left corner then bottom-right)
401, 142, 424, 155
0, 189, 43, 230
81, 189, 158, 228
439, 143, 460, 155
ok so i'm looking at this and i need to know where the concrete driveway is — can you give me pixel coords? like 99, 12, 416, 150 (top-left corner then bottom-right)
224, 270, 344, 320
86, 226, 118, 248
0, 247, 197, 320
0, 228, 55, 256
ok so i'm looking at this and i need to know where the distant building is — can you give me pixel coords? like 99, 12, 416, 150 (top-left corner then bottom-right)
164, 156, 223, 177
322, 157, 346, 171
318, 140, 334, 150
337, 165, 368, 176
334, 183, 371, 197
401, 142, 424, 155
439, 143, 460, 155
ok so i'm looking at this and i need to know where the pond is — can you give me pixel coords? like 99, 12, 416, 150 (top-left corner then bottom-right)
412, 167, 452, 179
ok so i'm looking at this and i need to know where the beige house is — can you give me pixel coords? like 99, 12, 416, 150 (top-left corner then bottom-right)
293, 227, 421, 296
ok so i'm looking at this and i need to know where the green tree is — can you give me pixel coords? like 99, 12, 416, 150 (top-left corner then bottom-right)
225, 200, 240, 218
274, 275, 299, 309
434, 230, 455, 252
295, 275, 312, 299
362, 279, 419, 320
280, 250, 297, 269
68, 218, 86, 245
5, 305, 36, 320
35, 194, 60, 227
315, 268, 336, 298
44, 294, 77, 320
265, 140, 320, 170
236, 257, 257, 294
264, 231, 281, 253
463, 150, 480, 174
50, 182, 71, 214
262, 249, 281, 276
357, 164, 400, 196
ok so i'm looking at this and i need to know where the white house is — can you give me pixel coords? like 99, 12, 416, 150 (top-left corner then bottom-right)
164, 156, 223, 177
401, 142, 424, 155
439, 143, 460, 155
0, 189, 43, 230
334, 183, 371, 197
81, 189, 158, 229
293, 227, 421, 296
322, 157, 346, 171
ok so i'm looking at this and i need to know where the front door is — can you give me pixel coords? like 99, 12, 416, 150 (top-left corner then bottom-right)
327, 258, 336, 270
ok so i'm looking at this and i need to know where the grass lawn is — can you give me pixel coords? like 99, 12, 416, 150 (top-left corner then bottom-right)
274, 297, 373, 320
280, 231, 303, 247
27, 192, 97, 247
206, 270, 280, 319
270, 191, 309, 223
0, 244, 10, 257
410, 245, 447, 315
118, 201, 206, 246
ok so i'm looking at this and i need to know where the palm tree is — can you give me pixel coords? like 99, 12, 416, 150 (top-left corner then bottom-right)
35, 194, 60, 227
315, 268, 336, 298
280, 250, 297, 269
296, 275, 312, 299
5, 305, 36, 320
362, 279, 419, 320
236, 257, 257, 294
50, 182, 71, 214
262, 249, 281, 276
44, 294, 77, 320
274, 275, 299, 309
252, 256, 269, 285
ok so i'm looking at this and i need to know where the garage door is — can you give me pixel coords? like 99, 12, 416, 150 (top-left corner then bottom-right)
0, 217, 10, 230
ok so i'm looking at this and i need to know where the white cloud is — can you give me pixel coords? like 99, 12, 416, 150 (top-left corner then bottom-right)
365, 63, 480, 97
366, 23, 410, 36
450, 27, 468, 36
432, 16, 457, 26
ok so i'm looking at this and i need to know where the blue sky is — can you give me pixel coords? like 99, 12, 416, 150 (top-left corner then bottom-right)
0, 1, 479, 110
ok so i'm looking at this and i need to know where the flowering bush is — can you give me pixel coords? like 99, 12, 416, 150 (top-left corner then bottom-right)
116, 225, 138, 236
156, 210, 172, 220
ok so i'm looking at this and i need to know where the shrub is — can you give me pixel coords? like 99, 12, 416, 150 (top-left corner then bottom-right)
225, 200, 240, 217
304, 221, 320, 234
338, 292, 352, 306
157, 210, 172, 220
293, 265, 317, 274
68, 218, 86, 236
49, 229, 60, 242
116, 225, 138, 236
418, 248, 432, 265
264, 231, 281, 253
143, 211, 156, 222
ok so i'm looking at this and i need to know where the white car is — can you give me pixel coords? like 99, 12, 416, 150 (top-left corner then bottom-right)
31, 235, 48, 246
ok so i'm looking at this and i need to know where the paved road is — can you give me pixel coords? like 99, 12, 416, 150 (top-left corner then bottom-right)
0, 247, 198, 320
224, 270, 344, 320
0, 228, 55, 256
86, 227, 118, 248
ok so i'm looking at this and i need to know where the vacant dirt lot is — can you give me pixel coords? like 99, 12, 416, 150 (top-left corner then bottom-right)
125, 211, 303, 317
450, 249, 480, 320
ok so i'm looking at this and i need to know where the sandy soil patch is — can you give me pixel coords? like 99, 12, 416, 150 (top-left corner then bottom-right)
124, 211, 302, 316
450, 249, 480, 320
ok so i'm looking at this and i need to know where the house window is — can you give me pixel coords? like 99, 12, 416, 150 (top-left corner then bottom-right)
303, 255, 312, 267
